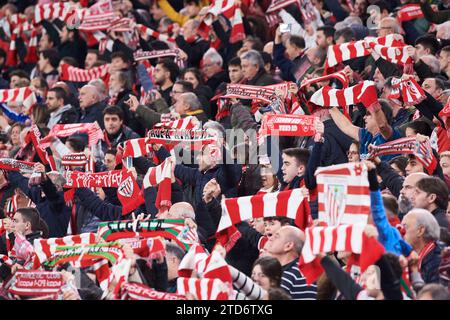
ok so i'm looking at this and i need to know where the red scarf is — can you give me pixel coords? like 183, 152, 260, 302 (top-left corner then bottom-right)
418, 241, 436, 272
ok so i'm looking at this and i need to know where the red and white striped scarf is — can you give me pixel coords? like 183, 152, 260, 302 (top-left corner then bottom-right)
178, 244, 232, 284
217, 188, 311, 233
122, 138, 150, 158
23, 30, 38, 64
418, 241, 437, 272
177, 277, 231, 300
367, 136, 438, 174
309, 80, 378, 112
299, 0, 318, 24
134, 49, 184, 68
197, 0, 245, 44
146, 128, 216, 146
0, 158, 35, 174
265, 0, 300, 26
136, 24, 176, 44
121, 282, 186, 300
0, 87, 37, 111
5, 32, 17, 67
299, 223, 386, 284
61, 153, 88, 168
32, 233, 96, 269
107, 17, 134, 33
388, 77, 426, 106
397, 4, 424, 22
24, 125, 57, 171
59, 63, 110, 82
40, 122, 104, 148
315, 162, 370, 227
34, 2, 73, 24
325, 34, 406, 69
367, 41, 413, 67
154, 116, 198, 130
300, 69, 349, 90
76, 0, 119, 31
143, 158, 173, 211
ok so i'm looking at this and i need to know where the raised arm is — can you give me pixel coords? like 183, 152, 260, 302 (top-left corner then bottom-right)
329, 107, 360, 141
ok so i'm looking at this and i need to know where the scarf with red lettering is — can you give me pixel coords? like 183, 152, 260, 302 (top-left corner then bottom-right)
40, 123, 104, 148
143, 159, 173, 212
74, 0, 119, 32
367, 136, 437, 174
136, 24, 176, 44
0, 87, 37, 111
134, 49, 184, 68
97, 219, 198, 251
120, 282, 186, 300
299, 223, 386, 284
107, 17, 134, 33
388, 77, 426, 107
309, 80, 379, 115
61, 153, 88, 168
5, 271, 64, 297
59, 63, 110, 82
397, 4, 424, 22
0, 159, 35, 174
217, 188, 311, 236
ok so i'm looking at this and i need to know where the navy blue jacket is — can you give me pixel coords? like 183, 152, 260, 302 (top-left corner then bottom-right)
79, 101, 107, 129
8, 171, 70, 238
421, 243, 442, 284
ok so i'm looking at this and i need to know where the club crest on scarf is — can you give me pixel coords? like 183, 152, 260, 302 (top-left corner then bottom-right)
325, 182, 347, 226
117, 176, 134, 198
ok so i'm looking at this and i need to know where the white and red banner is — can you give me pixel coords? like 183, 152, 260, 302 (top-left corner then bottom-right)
397, 4, 424, 22
217, 188, 311, 233
0, 159, 36, 174
316, 162, 370, 226
388, 77, 426, 106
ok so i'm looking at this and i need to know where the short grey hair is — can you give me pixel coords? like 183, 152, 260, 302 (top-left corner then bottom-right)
87, 79, 107, 100
379, 17, 401, 34
410, 208, 440, 242
203, 120, 225, 138
166, 242, 186, 260
436, 21, 450, 40
240, 49, 264, 69
420, 55, 441, 74
203, 48, 223, 67
181, 92, 201, 111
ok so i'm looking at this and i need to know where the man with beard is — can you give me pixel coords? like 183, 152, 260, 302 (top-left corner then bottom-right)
153, 58, 180, 106
398, 173, 428, 219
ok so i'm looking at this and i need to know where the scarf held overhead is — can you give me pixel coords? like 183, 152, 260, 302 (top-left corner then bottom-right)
217, 188, 311, 233
315, 162, 370, 226
40, 122, 104, 148
298, 223, 385, 284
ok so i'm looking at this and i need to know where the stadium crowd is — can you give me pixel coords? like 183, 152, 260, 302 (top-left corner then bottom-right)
0, 0, 448, 300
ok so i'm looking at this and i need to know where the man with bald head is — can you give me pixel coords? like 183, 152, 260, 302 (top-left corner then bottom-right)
78, 84, 107, 129
265, 226, 317, 300
158, 202, 195, 220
